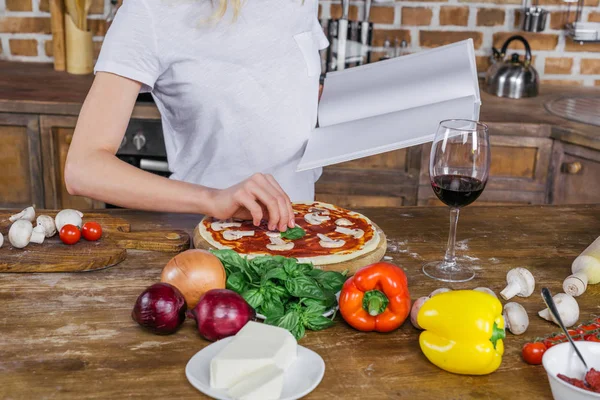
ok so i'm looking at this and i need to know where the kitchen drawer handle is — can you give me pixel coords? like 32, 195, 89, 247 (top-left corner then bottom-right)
65, 133, 73, 145
563, 161, 582, 175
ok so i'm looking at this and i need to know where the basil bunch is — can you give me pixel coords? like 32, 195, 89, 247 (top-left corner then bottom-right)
211, 249, 347, 340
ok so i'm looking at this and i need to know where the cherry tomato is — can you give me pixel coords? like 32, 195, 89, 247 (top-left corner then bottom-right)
543, 335, 565, 348
584, 334, 600, 342
522, 342, 547, 365
60, 224, 81, 245
579, 323, 600, 333
82, 222, 102, 241
567, 329, 584, 340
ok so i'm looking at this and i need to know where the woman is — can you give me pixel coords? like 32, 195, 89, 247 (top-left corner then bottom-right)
65, 0, 328, 233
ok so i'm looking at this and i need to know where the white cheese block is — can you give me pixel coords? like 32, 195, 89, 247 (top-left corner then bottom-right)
210, 321, 297, 389
227, 364, 284, 400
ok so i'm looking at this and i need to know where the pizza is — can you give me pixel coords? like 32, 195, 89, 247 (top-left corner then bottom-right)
198, 201, 381, 265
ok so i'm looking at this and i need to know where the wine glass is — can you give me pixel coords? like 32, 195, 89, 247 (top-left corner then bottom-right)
422, 119, 491, 282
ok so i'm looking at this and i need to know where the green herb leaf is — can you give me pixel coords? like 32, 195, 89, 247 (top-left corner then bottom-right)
282, 258, 299, 276
242, 288, 264, 309
211, 249, 247, 272
286, 275, 326, 300
260, 296, 285, 319
269, 310, 301, 334
304, 315, 335, 331
226, 272, 247, 294
291, 322, 306, 340
313, 271, 347, 293
261, 267, 288, 284
280, 226, 306, 240
297, 263, 314, 275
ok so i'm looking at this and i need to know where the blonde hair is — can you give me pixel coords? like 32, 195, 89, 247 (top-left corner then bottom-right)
212, 0, 243, 21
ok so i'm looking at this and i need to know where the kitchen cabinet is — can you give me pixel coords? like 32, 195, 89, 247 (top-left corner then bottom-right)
39, 115, 104, 210
0, 113, 44, 208
550, 141, 600, 204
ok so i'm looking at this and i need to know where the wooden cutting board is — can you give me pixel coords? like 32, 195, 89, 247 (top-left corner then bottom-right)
192, 223, 386, 275
0, 211, 190, 273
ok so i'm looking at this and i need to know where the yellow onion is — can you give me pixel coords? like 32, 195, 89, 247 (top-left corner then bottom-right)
161, 249, 226, 308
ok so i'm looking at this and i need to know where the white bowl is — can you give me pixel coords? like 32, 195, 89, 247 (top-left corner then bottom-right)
542, 341, 600, 400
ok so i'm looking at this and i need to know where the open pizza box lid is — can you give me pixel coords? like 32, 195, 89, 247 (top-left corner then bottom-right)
296, 40, 481, 172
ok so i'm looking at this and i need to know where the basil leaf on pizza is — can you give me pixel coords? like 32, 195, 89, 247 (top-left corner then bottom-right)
280, 226, 305, 240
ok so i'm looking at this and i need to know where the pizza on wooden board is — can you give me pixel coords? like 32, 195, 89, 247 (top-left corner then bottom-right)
198, 201, 381, 265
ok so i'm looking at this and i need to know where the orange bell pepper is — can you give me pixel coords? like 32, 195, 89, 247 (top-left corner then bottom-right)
339, 262, 411, 332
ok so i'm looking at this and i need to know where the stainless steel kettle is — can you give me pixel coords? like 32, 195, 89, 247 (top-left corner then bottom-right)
485, 35, 539, 99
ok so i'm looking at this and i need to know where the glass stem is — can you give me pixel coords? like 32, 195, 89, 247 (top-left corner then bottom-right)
443, 208, 460, 267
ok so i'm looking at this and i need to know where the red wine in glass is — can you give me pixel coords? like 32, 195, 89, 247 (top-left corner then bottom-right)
431, 175, 486, 208
422, 119, 491, 283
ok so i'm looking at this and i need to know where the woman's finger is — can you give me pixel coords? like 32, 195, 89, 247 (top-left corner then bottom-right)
247, 181, 280, 231
238, 192, 263, 226
264, 174, 295, 229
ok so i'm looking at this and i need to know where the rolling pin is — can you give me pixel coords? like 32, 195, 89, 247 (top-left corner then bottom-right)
563, 235, 600, 296
50, 0, 66, 71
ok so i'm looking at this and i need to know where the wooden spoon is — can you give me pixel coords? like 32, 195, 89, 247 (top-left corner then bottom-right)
64, 0, 78, 27
75, 0, 84, 30
82, 0, 92, 31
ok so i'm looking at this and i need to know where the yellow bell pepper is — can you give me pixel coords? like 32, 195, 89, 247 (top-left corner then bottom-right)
417, 290, 505, 375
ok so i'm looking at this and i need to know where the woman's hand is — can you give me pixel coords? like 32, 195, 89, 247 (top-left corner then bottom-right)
210, 173, 295, 232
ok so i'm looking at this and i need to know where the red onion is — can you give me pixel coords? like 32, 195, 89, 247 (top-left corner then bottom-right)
132, 283, 187, 335
190, 289, 255, 341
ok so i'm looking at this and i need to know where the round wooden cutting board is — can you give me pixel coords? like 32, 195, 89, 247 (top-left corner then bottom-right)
192, 223, 387, 275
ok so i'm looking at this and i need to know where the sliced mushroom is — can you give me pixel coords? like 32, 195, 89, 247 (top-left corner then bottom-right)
222, 230, 255, 241
9, 206, 36, 223
317, 233, 345, 248
266, 231, 281, 238
55, 209, 83, 231
34, 215, 57, 238
500, 268, 535, 300
9, 220, 45, 249
309, 207, 330, 215
211, 220, 243, 232
335, 218, 353, 227
335, 226, 364, 239
503, 302, 529, 335
304, 212, 331, 225
538, 293, 579, 328
266, 236, 294, 251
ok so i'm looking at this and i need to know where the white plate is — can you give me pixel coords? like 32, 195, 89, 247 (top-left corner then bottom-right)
185, 337, 326, 400
256, 292, 341, 320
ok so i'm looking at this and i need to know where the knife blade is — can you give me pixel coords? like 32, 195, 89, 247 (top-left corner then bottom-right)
336, 0, 349, 71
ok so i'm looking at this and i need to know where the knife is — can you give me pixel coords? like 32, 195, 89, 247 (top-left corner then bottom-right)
360, 0, 372, 65
336, 0, 349, 71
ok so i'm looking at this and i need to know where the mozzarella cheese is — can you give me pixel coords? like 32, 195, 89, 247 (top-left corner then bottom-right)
210, 321, 297, 390
227, 364, 284, 400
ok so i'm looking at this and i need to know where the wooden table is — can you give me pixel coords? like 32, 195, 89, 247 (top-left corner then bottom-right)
1, 205, 599, 399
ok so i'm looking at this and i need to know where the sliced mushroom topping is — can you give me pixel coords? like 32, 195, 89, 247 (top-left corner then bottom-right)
266, 231, 281, 238
335, 226, 364, 239
211, 221, 243, 232
335, 218, 353, 227
222, 230, 255, 241
309, 207, 330, 216
317, 233, 345, 248
304, 212, 331, 225
266, 236, 294, 251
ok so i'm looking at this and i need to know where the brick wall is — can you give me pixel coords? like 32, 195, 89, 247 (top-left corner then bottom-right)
1, 0, 599, 86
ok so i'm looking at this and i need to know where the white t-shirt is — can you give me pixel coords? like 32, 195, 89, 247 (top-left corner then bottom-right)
95, 0, 328, 201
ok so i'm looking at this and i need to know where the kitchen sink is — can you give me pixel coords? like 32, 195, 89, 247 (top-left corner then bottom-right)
544, 95, 600, 127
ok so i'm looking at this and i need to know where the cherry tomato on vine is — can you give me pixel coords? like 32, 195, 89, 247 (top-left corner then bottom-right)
60, 224, 81, 245
82, 222, 102, 241
580, 323, 600, 333
522, 342, 547, 365
543, 336, 564, 348
585, 334, 600, 342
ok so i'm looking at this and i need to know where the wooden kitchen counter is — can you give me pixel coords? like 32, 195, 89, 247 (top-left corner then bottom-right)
1, 205, 599, 399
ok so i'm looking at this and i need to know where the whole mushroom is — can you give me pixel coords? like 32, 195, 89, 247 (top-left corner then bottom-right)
503, 302, 529, 335
430, 288, 452, 297
34, 215, 57, 238
9, 220, 45, 249
55, 209, 83, 232
474, 287, 498, 298
500, 268, 535, 300
410, 296, 430, 330
0, 232, 3, 248
538, 293, 579, 328
9, 206, 36, 223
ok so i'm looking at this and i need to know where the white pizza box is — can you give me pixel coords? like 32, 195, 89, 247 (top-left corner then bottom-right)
296, 39, 481, 172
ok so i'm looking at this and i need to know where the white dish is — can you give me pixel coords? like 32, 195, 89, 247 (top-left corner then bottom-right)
256, 292, 340, 320
542, 341, 600, 400
185, 337, 325, 400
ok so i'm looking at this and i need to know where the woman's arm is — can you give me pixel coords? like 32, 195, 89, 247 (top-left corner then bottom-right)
65, 72, 294, 231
